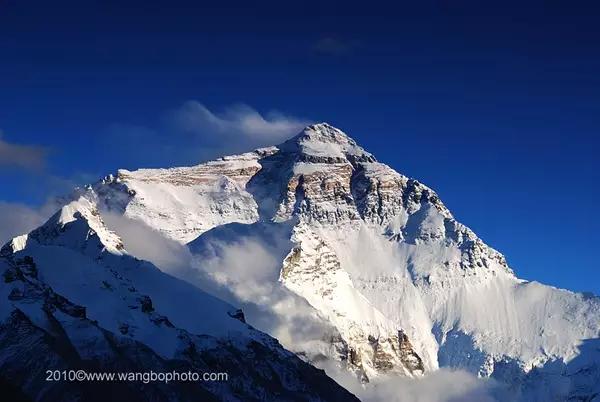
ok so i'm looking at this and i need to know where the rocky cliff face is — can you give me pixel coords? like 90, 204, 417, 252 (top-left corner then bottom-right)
281, 222, 425, 380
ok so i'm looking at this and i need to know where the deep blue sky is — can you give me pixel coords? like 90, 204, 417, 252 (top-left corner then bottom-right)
1, 1, 598, 294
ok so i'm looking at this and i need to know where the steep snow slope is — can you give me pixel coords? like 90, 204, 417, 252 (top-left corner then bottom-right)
84, 123, 599, 399
0, 197, 359, 402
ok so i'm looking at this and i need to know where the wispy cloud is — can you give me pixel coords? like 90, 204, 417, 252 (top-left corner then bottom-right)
321, 363, 506, 402
167, 101, 311, 146
0, 129, 99, 245
0, 199, 61, 245
313, 37, 357, 56
103, 216, 337, 357
0, 130, 48, 171
107, 101, 312, 165
101, 212, 194, 272
183, 232, 340, 353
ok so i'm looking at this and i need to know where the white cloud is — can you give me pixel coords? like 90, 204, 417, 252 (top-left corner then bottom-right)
319, 361, 505, 402
191, 236, 329, 338
97, 211, 334, 354
0, 200, 59, 245
167, 101, 311, 147
106, 101, 311, 165
101, 212, 194, 272
0, 130, 48, 171
107, 219, 339, 357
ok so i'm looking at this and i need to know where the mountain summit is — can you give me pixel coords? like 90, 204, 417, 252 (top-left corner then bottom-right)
279, 123, 377, 163
2, 123, 599, 401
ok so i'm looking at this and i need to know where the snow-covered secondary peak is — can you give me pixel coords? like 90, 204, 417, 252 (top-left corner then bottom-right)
37, 123, 600, 400
91, 149, 273, 243
26, 197, 125, 255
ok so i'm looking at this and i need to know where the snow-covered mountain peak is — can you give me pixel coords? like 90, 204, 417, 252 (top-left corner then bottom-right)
278, 123, 376, 165
25, 123, 598, 400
